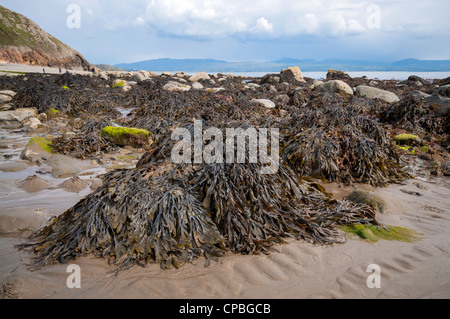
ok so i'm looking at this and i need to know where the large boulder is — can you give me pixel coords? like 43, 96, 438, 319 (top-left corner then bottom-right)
355, 85, 400, 104
280, 66, 305, 83
317, 80, 354, 96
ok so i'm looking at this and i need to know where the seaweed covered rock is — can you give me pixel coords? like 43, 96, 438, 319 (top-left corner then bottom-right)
101, 126, 151, 149
282, 106, 409, 186
18, 122, 378, 272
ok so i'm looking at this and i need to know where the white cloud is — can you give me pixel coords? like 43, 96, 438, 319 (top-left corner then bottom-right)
71, 0, 450, 40
251, 17, 274, 34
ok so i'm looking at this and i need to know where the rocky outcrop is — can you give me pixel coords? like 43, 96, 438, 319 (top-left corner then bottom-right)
0, 5, 91, 71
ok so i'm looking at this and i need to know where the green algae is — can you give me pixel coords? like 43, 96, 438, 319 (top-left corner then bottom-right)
27, 137, 53, 153
341, 224, 422, 243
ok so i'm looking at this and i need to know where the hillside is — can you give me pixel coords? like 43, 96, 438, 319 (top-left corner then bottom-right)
0, 5, 90, 71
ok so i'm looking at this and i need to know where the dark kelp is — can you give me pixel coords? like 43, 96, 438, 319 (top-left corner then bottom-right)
18, 121, 377, 272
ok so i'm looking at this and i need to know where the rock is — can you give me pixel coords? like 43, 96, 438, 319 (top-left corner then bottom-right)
98, 72, 109, 81
205, 87, 225, 93
18, 175, 52, 193
191, 82, 204, 89
161, 72, 171, 76
162, 81, 191, 92
251, 99, 276, 109
0, 90, 16, 103
20, 136, 53, 162
63, 131, 77, 139
112, 79, 128, 88
47, 154, 81, 178
326, 69, 352, 81
394, 134, 421, 146
411, 91, 431, 99
21, 117, 42, 130
189, 72, 210, 82
0, 162, 29, 172
0, 103, 12, 111
261, 74, 281, 85
0, 108, 38, 129
101, 126, 151, 148
317, 80, 354, 96
37, 113, 47, 122
246, 83, 261, 89
280, 66, 305, 83
355, 85, 400, 104
438, 84, 450, 98
133, 71, 150, 83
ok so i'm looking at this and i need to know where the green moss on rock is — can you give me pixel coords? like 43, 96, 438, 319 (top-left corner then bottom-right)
27, 137, 53, 153
101, 126, 150, 148
394, 134, 421, 146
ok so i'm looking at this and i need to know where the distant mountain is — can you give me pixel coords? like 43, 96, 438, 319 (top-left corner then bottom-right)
0, 5, 91, 71
94, 64, 126, 72
114, 57, 450, 73
115, 58, 228, 72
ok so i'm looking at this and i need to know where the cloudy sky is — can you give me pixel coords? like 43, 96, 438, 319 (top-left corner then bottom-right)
2, 0, 450, 65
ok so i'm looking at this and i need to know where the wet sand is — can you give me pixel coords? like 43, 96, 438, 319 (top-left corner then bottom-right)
1, 126, 449, 299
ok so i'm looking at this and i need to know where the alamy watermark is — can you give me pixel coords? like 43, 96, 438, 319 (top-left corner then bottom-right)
171, 120, 279, 174
66, 264, 81, 288
66, 4, 81, 29
366, 264, 381, 289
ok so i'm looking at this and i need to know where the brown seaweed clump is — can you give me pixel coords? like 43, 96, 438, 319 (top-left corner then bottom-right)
281, 105, 409, 186
17, 122, 377, 272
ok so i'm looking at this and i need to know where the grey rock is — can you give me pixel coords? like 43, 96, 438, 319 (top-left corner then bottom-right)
355, 85, 400, 103
280, 66, 305, 83
251, 99, 276, 109
317, 80, 354, 96
438, 84, 450, 98
191, 82, 204, 89
163, 81, 191, 92
189, 72, 210, 82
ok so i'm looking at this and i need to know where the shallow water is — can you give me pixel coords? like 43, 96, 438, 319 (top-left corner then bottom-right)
0, 129, 105, 236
